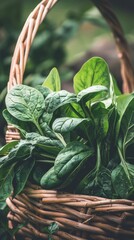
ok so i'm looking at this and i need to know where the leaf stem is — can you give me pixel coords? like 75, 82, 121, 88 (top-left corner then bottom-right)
96, 143, 101, 170
69, 103, 83, 118
55, 132, 67, 147
80, 102, 90, 118
34, 120, 44, 136
117, 146, 132, 183
37, 160, 54, 164
38, 153, 56, 160
69, 104, 83, 118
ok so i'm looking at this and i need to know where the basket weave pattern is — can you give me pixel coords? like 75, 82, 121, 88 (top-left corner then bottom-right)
7, 183, 134, 240
5, 0, 134, 239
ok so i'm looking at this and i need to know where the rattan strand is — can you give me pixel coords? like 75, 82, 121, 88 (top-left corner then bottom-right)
6, 188, 134, 239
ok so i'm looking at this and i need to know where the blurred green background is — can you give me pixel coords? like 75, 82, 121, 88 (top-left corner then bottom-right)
0, 0, 134, 146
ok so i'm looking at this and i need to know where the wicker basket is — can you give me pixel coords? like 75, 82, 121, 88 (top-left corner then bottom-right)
5, 0, 134, 239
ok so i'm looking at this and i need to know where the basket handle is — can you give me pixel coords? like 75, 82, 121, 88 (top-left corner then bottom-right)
92, 0, 134, 93
6, 0, 134, 142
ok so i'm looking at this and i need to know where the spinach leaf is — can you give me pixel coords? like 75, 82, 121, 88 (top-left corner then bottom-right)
45, 90, 77, 114
39, 111, 53, 125
77, 85, 108, 104
3, 109, 37, 136
26, 132, 64, 156
41, 222, 59, 240
32, 163, 50, 184
77, 166, 112, 198
119, 97, 134, 150
0, 141, 18, 156
0, 139, 35, 206
76, 141, 112, 198
52, 117, 89, 133
112, 102, 134, 199
91, 102, 109, 142
26, 132, 64, 148
35, 85, 51, 99
116, 94, 134, 137
110, 75, 121, 97
5, 85, 45, 134
40, 166, 62, 189
13, 158, 35, 196
73, 57, 110, 94
0, 163, 15, 205
7, 141, 34, 162
42, 67, 61, 91
54, 142, 93, 179
0, 141, 34, 168
111, 162, 134, 199
40, 121, 58, 139
61, 102, 85, 119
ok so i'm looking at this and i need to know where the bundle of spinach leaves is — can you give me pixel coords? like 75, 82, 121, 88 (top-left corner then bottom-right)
0, 57, 134, 210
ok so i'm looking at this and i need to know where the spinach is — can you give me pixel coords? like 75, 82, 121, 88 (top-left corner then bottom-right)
42, 67, 61, 92
5, 85, 45, 135
112, 162, 134, 199
3, 109, 37, 137
0, 141, 18, 156
111, 97, 134, 198
41, 222, 59, 240
0, 163, 15, 203
54, 141, 93, 179
77, 85, 108, 104
52, 117, 89, 133
73, 57, 110, 94
116, 94, 134, 137
13, 158, 35, 196
77, 166, 112, 198
40, 166, 63, 189
0, 56, 134, 210
44, 90, 77, 114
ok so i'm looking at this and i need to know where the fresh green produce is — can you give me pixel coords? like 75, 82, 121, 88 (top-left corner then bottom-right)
0, 57, 134, 210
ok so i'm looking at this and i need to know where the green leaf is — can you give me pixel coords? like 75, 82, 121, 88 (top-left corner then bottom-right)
110, 75, 121, 96
45, 90, 77, 114
5, 85, 44, 123
35, 85, 51, 99
111, 163, 134, 199
77, 166, 112, 198
0, 201, 6, 210
73, 57, 110, 94
3, 109, 37, 136
47, 222, 59, 235
91, 102, 109, 141
0, 141, 34, 168
0, 163, 15, 204
61, 102, 85, 118
26, 132, 63, 155
77, 85, 108, 104
0, 141, 18, 156
40, 121, 58, 139
52, 117, 89, 133
32, 164, 49, 185
123, 110, 134, 150
40, 166, 62, 189
41, 222, 59, 239
116, 94, 134, 137
7, 141, 34, 162
13, 158, 35, 196
54, 142, 93, 179
42, 68, 61, 92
